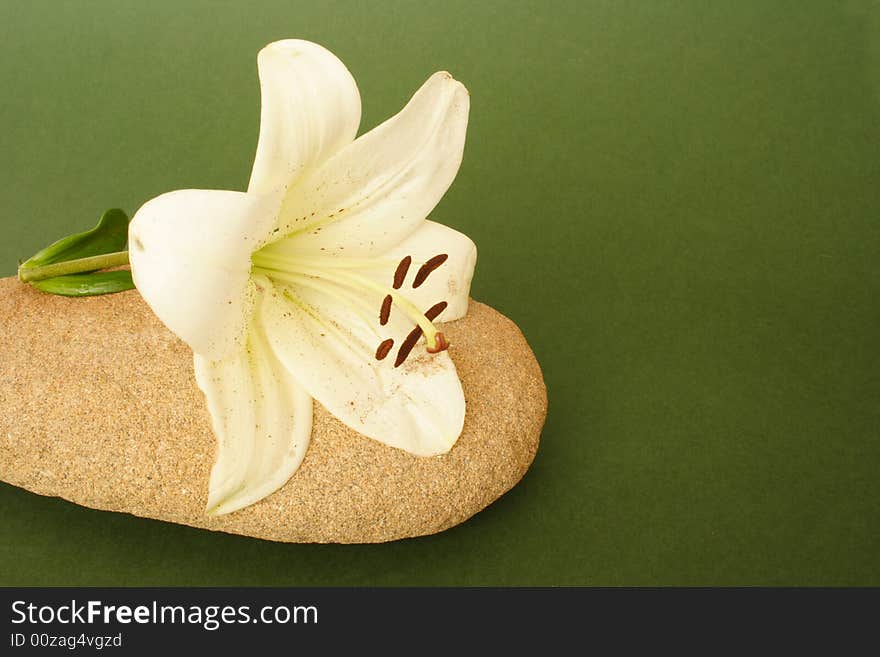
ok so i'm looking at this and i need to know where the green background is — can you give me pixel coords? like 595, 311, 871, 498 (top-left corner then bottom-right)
1, 1, 878, 585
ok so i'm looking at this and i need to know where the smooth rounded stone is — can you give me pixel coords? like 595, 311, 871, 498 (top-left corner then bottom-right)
0, 276, 546, 543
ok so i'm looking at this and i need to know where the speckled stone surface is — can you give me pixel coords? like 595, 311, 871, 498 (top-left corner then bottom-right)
0, 276, 546, 543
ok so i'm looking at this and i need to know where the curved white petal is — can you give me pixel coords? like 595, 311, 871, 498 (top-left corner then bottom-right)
247, 40, 361, 199
196, 314, 313, 516
129, 189, 275, 360
257, 278, 465, 456
273, 71, 469, 256
361, 220, 476, 322
259, 220, 477, 322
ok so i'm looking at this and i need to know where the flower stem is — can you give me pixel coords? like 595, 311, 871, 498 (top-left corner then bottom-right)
19, 250, 130, 283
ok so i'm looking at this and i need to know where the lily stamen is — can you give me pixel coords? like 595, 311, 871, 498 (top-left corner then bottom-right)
252, 253, 449, 352
375, 338, 394, 361
413, 254, 448, 288
380, 294, 392, 325
393, 256, 411, 289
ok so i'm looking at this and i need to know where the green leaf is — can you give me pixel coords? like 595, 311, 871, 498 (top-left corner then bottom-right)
29, 271, 135, 296
18, 208, 132, 297
19, 208, 129, 272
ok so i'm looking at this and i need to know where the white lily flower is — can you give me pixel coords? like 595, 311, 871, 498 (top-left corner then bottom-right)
128, 40, 475, 516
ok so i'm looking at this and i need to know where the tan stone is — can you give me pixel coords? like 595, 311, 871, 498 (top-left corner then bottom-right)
0, 276, 546, 543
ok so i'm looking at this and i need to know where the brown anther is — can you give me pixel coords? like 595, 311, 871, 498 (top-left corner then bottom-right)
393, 256, 411, 289
394, 326, 423, 368
426, 332, 449, 354
413, 254, 448, 288
393, 300, 450, 367
375, 338, 394, 361
424, 300, 448, 321
379, 294, 392, 325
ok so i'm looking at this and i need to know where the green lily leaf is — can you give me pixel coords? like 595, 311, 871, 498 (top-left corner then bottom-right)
29, 271, 134, 297
18, 208, 133, 297
20, 208, 129, 271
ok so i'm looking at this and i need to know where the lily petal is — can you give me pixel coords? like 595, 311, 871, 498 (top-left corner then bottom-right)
248, 40, 362, 200
274, 71, 469, 256
361, 220, 476, 322
257, 278, 466, 456
129, 189, 275, 360
196, 305, 313, 516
